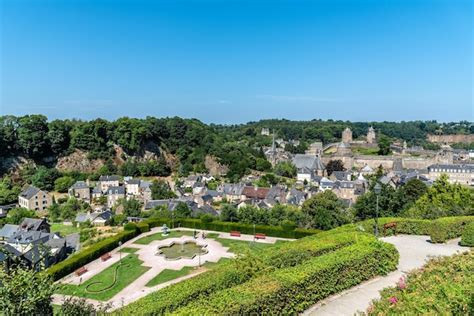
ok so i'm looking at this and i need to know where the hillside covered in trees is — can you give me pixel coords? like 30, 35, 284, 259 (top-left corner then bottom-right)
0, 115, 472, 180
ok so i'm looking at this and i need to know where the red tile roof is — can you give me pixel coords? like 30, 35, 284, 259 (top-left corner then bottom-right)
242, 186, 270, 199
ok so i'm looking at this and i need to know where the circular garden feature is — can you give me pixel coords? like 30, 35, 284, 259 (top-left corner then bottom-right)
157, 240, 208, 260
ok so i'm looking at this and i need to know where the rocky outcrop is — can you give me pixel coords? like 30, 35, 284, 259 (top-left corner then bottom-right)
56, 149, 105, 173
205, 155, 229, 176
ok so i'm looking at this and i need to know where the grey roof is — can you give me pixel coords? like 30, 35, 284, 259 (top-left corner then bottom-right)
126, 179, 141, 185
20, 186, 41, 199
71, 181, 88, 189
92, 186, 102, 194
139, 180, 152, 188
194, 205, 218, 216
18, 218, 48, 232
0, 224, 19, 239
107, 186, 126, 195
292, 154, 325, 171
219, 183, 245, 196
99, 175, 120, 181
332, 171, 352, 181
336, 181, 356, 189
205, 190, 221, 198
428, 164, 474, 172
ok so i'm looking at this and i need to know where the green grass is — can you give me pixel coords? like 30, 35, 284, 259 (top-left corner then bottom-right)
119, 247, 139, 253
134, 230, 194, 245
50, 223, 80, 236
352, 146, 380, 155
159, 242, 206, 259
56, 254, 150, 301
214, 236, 287, 254
145, 267, 194, 287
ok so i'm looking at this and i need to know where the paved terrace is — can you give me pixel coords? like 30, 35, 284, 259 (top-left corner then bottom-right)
53, 227, 290, 310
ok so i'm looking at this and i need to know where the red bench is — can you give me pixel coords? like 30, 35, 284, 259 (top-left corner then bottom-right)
255, 233, 266, 240
383, 222, 398, 237
230, 231, 241, 237
101, 253, 112, 262
75, 267, 88, 276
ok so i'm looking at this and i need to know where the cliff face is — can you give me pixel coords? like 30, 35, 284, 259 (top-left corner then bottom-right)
55, 149, 105, 173
427, 134, 474, 144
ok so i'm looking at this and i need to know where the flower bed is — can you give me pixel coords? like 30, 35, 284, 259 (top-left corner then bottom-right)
367, 251, 473, 315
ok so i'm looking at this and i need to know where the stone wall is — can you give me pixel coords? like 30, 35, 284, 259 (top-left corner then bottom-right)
427, 134, 474, 144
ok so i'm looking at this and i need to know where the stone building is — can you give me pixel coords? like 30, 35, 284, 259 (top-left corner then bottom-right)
342, 127, 353, 143
367, 127, 376, 144
18, 186, 52, 212
68, 181, 91, 203
427, 164, 473, 186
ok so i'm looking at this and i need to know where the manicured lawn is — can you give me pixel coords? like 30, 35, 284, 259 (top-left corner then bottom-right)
134, 230, 194, 245
50, 223, 80, 236
209, 234, 287, 254
56, 254, 149, 301
352, 147, 380, 155
120, 247, 139, 253
145, 267, 194, 287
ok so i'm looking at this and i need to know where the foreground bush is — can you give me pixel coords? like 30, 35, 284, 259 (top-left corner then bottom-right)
116, 231, 365, 314
143, 217, 320, 239
47, 229, 139, 281
429, 216, 474, 243
173, 239, 398, 314
460, 221, 474, 247
367, 251, 473, 315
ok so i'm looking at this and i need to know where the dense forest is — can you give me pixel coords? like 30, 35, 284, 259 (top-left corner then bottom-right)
0, 115, 472, 180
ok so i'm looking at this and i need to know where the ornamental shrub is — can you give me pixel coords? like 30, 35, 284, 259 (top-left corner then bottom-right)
46, 229, 138, 281
173, 239, 398, 314
460, 221, 474, 246
367, 252, 473, 315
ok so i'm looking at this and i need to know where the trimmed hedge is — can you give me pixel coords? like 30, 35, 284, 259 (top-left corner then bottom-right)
116, 231, 365, 315
428, 216, 474, 243
46, 229, 139, 281
355, 216, 474, 243
368, 252, 473, 315
172, 239, 398, 314
460, 221, 474, 247
142, 217, 320, 239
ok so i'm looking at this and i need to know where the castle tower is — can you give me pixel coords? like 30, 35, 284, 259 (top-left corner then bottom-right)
342, 127, 353, 143
367, 127, 376, 144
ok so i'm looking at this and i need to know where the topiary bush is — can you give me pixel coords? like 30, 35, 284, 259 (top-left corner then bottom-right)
460, 221, 474, 247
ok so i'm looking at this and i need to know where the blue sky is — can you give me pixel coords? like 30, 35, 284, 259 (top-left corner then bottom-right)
1, 0, 472, 123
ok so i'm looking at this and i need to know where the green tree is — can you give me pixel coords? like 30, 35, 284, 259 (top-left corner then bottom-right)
255, 158, 272, 172
0, 176, 21, 205
302, 191, 351, 230
30, 167, 61, 191
47, 119, 71, 156
404, 174, 474, 219
220, 204, 238, 222
0, 263, 55, 315
274, 161, 297, 178
175, 202, 191, 218
377, 135, 392, 155
6, 208, 37, 224
325, 159, 345, 176
54, 176, 75, 193
119, 198, 142, 217
151, 180, 176, 200
16, 115, 49, 158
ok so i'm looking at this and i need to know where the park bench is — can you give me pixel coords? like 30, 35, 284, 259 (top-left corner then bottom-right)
101, 253, 112, 262
255, 233, 266, 240
75, 267, 88, 276
230, 231, 241, 237
383, 222, 398, 237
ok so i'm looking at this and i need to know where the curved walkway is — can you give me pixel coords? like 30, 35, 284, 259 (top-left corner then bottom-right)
303, 235, 469, 316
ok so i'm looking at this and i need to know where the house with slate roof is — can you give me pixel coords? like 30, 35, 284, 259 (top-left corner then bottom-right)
18, 186, 52, 211
99, 175, 120, 193
68, 181, 91, 203
0, 218, 77, 270
107, 186, 125, 208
